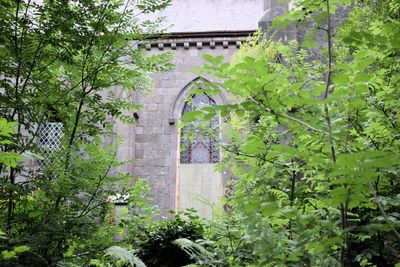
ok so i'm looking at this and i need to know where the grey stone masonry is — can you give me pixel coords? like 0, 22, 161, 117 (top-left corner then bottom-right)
259, 0, 350, 47
115, 34, 248, 217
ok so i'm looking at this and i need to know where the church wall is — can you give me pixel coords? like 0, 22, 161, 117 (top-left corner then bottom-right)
124, 38, 243, 216
113, 0, 265, 217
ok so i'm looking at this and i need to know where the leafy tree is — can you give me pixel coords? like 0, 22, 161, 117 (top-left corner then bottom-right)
181, 0, 400, 266
0, 118, 28, 265
0, 0, 172, 265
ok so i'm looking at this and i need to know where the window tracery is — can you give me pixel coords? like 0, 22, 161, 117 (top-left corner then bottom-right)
180, 93, 219, 164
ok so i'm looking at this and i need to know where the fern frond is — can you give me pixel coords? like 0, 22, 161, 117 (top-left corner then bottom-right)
105, 246, 146, 267
268, 188, 289, 204
174, 238, 215, 266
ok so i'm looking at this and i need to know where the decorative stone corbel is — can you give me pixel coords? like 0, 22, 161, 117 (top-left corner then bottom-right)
210, 41, 216, 49
236, 41, 241, 48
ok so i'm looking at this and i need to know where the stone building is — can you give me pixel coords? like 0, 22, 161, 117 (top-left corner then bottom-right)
113, 0, 291, 218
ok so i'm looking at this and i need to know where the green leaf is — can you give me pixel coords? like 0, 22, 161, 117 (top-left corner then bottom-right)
13, 246, 30, 253
270, 145, 297, 158
0, 152, 23, 168
271, 15, 291, 30
1, 250, 16, 260
354, 57, 375, 71
332, 72, 350, 86
214, 55, 224, 65
202, 54, 214, 63
353, 73, 370, 83
303, 30, 319, 48
261, 202, 279, 217
244, 200, 259, 213
181, 110, 203, 122
240, 138, 265, 155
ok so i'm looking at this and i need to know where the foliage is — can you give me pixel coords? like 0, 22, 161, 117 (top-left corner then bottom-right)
133, 210, 204, 267
174, 214, 257, 267
86, 246, 146, 267
181, 0, 400, 266
0, 0, 172, 266
0, 119, 23, 168
116, 179, 159, 242
0, 119, 29, 264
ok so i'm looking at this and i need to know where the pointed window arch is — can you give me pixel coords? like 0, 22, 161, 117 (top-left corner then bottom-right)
180, 93, 219, 164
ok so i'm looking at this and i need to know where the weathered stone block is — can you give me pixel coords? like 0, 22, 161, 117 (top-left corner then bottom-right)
147, 117, 163, 127
135, 147, 144, 159
133, 167, 146, 176
148, 127, 163, 135
154, 95, 163, 104
135, 134, 159, 143
146, 103, 157, 111
135, 127, 143, 134
164, 126, 176, 134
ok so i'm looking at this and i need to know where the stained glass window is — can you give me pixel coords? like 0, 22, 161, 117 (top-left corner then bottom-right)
180, 93, 219, 164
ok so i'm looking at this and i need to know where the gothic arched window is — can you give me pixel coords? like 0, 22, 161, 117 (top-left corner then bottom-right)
180, 93, 219, 164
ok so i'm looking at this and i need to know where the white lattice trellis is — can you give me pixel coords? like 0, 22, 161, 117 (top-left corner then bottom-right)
38, 122, 64, 167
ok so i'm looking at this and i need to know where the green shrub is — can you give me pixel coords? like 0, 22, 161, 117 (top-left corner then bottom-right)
135, 210, 204, 267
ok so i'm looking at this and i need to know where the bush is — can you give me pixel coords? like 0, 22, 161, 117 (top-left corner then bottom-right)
135, 210, 204, 267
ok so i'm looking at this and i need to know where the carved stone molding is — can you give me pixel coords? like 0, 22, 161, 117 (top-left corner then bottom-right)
138, 31, 253, 51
